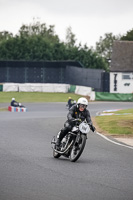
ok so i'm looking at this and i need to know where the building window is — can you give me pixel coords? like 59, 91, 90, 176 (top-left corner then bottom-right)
122, 73, 133, 80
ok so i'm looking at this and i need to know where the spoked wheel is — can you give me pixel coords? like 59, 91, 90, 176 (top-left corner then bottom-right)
70, 134, 87, 162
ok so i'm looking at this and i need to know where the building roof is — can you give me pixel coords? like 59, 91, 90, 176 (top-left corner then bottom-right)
0, 60, 84, 68
110, 41, 133, 72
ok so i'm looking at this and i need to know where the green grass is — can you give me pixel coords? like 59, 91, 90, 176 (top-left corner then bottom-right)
95, 108, 133, 136
0, 92, 82, 103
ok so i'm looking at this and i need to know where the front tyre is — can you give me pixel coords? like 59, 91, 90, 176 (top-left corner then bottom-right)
53, 150, 61, 158
51, 136, 61, 159
70, 134, 87, 162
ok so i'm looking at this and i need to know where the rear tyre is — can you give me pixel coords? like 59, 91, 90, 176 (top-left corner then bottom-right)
70, 134, 86, 162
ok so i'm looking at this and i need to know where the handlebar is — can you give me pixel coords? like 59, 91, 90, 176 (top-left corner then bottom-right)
72, 118, 82, 122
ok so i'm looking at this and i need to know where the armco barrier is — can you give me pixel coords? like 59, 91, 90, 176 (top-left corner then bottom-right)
8, 106, 27, 112
75, 85, 92, 96
74, 85, 95, 101
3, 83, 19, 92
3, 83, 70, 93
95, 92, 133, 102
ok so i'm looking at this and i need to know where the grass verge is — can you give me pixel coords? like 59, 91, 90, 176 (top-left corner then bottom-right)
94, 108, 133, 137
0, 92, 82, 103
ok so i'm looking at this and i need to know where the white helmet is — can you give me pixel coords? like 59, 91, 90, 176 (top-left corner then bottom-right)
12, 97, 15, 101
77, 97, 88, 106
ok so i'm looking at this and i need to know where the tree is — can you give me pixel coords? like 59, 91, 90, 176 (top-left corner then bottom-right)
18, 20, 59, 43
65, 26, 77, 47
95, 33, 121, 70
0, 21, 108, 70
121, 29, 133, 41
0, 31, 13, 42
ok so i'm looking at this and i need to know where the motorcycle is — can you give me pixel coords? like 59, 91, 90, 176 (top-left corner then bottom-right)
66, 100, 76, 110
51, 119, 91, 162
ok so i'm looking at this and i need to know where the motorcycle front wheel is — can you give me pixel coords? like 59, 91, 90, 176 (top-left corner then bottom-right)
70, 134, 87, 162
53, 150, 61, 158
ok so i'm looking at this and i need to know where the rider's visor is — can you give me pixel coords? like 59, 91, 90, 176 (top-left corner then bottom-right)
79, 104, 86, 109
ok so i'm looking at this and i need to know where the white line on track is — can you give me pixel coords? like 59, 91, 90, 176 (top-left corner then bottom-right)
96, 132, 133, 150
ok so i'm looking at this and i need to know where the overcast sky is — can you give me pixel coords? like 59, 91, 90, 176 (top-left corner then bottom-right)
0, 0, 133, 47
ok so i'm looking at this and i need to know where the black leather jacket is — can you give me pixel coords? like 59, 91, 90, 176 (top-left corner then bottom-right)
11, 100, 19, 107
67, 104, 93, 125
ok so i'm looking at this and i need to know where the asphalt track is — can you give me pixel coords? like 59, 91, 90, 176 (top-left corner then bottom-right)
0, 102, 133, 200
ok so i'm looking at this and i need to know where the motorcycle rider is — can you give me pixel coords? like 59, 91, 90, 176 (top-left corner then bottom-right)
67, 97, 74, 109
11, 98, 25, 108
56, 97, 95, 149
11, 98, 19, 107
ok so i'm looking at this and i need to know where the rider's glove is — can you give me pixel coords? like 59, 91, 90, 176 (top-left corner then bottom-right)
90, 124, 96, 132
73, 118, 81, 125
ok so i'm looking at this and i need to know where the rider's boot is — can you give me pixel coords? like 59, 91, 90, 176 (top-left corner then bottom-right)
55, 129, 67, 150
55, 138, 61, 150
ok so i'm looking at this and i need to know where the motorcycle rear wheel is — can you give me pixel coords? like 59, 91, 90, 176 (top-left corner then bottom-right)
70, 134, 86, 162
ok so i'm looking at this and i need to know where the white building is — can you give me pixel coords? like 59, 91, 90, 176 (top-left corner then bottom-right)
110, 41, 133, 94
